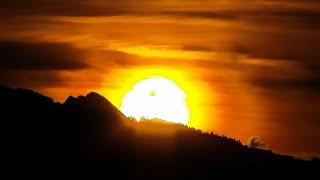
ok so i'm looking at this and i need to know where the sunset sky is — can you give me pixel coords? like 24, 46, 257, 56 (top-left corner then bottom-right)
1, 0, 320, 156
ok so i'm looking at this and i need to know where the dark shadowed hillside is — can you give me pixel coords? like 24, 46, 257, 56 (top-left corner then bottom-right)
1, 86, 319, 179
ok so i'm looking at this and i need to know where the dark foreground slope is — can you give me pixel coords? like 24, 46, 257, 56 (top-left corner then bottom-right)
1, 86, 319, 179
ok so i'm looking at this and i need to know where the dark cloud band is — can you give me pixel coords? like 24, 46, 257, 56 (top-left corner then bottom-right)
0, 41, 89, 70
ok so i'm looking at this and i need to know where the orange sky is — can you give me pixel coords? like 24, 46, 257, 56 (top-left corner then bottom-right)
1, 0, 320, 156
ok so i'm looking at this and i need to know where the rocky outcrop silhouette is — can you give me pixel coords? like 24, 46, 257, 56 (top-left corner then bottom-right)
1, 86, 319, 178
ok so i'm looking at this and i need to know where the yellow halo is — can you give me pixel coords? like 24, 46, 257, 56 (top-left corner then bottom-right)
120, 75, 190, 124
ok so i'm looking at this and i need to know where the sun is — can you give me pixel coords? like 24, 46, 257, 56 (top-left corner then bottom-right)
120, 75, 190, 124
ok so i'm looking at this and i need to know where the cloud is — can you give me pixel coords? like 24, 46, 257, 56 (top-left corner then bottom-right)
1, 0, 319, 25
0, 41, 89, 70
182, 45, 213, 52
248, 136, 269, 150
0, 41, 100, 90
0, 1, 109, 16
0, 0, 146, 17
91, 49, 143, 67
161, 10, 237, 20
0, 68, 105, 90
0, 70, 67, 88
245, 39, 319, 63
250, 78, 320, 91
0, 1, 235, 18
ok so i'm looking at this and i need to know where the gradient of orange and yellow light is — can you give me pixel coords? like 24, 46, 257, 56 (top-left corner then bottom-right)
2, 0, 320, 156
96, 66, 219, 130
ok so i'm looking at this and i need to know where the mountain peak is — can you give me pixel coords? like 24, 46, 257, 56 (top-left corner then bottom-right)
85, 92, 108, 103
63, 91, 127, 126
64, 92, 109, 105
65, 95, 76, 104
86, 92, 102, 98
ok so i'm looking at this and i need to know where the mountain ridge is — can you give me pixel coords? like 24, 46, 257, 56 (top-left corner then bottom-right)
1, 86, 319, 178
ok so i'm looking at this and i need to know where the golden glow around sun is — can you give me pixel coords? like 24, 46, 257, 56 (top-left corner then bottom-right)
97, 67, 218, 131
120, 76, 190, 124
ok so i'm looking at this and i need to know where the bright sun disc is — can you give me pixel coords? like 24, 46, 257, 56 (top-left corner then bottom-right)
120, 76, 190, 124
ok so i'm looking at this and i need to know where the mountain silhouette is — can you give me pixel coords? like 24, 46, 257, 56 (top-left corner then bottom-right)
1, 86, 319, 179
